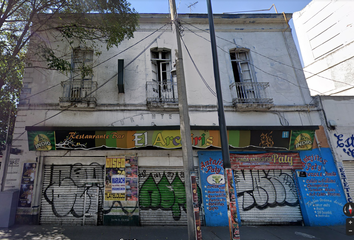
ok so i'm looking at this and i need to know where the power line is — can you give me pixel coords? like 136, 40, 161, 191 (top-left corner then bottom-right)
12, 24, 171, 143
179, 32, 217, 98
181, 23, 322, 95
21, 23, 171, 101
181, 20, 354, 90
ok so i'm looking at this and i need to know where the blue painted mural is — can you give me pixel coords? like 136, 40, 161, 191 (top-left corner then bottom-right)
297, 148, 347, 226
198, 152, 229, 226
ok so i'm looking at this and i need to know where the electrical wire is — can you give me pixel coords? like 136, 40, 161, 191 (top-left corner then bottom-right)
181, 20, 354, 91
179, 32, 217, 98
12, 23, 171, 143
181, 23, 323, 95
21, 22, 171, 101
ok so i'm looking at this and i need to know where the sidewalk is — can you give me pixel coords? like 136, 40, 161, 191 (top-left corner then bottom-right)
0, 224, 351, 240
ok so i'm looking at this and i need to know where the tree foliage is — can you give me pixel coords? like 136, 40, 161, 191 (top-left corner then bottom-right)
0, 0, 139, 152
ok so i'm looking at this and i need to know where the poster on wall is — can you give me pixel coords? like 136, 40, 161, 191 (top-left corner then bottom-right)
297, 148, 347, 226
105, 156, 126, 201
27, 131, 56, 151
198, 151, 229, 226
289, 130, 315, 151
104, 156, 139, 226
18, 163, 37, 208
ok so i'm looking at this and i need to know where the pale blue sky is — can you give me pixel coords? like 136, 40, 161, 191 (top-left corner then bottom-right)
129, 0, 313, 65
128, 0, 311, 14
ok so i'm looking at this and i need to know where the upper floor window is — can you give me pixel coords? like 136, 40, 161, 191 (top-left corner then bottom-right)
72, 48, 93, 80
60, 48, 97, 107
229, 48, 272, 108
147, 48, 177, 103
230, 49, 254, 84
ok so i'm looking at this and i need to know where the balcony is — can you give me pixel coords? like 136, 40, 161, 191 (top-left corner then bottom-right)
146, 81, 178, 108
59, 80, 97, 108
229, 82, 273, 111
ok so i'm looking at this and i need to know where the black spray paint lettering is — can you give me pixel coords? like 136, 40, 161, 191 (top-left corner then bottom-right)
43, 163, 135, 219
234, 170, 299, 211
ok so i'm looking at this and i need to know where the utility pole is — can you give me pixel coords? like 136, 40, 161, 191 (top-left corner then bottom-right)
206, 0, 240, 239
169, 0, 196, 239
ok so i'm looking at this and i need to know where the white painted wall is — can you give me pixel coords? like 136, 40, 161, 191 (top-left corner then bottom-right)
317, 96, 354, 161
293, 0, 354, 96
6, 13, 321, 195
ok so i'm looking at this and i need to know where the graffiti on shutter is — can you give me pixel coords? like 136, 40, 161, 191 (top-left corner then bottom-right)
138, 168, 202, 226
41, 163, 105, 225
234, 169, 302, 225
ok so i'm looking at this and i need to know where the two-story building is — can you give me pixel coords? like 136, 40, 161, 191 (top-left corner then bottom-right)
5, 13, 347, 227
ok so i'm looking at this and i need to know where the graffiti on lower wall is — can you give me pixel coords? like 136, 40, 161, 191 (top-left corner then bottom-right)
42, 162, 137, 225
234, 169, 299, 211
43, 163, 105, 219
138, 170, 202, 221
338, 165, 352, 202
334, 133, 354, 158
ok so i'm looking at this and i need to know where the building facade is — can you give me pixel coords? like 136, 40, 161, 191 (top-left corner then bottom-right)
314, 96, 354, 204
3, 13, 347, 226
293, 0, 354, 96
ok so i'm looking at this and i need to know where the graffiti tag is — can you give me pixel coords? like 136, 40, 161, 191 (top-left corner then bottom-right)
334, 133, 354, 158
234, 170, 298, 211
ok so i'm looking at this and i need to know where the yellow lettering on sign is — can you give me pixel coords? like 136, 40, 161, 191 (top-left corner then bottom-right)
153, 133, 166, 146
106, 158, 112, 168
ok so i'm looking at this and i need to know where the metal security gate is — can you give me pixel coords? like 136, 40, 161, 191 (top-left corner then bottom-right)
40, 163, 105, 225
138, 167, 203, 226
234, 169, 302, 225
342, 161, 354, 201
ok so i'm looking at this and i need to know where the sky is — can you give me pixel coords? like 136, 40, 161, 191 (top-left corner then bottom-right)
128, 0, 313, 65
128, 0, 311, 15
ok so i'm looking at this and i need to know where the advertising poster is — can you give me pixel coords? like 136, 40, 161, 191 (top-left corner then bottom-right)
191, 174, 202, 240
290, 130, 315, 151
18, 163, 37, 208
27, 131, 56, 151
105, 156, 126, 201
104, 156, 139, 225
297, 148, 347, 225
125, 156, 138, 201
198, 151, 229, 226
226, 168, 240, 240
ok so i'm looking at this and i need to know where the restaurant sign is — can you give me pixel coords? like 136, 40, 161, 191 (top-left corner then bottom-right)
230, 152, 302, 170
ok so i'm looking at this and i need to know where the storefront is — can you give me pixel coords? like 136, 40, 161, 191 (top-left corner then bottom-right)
21, 126, 346, 226
198, 128, 348, 226
24, 126, 210, 226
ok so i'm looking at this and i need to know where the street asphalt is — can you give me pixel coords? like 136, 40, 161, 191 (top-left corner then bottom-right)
0, 224, 353, 240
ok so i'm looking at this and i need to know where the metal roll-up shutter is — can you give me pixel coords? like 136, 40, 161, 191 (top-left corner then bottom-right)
342, 161, 354, 201
138, 167, 203, 226
234, 169, 302, 225
40, 163, 104, 225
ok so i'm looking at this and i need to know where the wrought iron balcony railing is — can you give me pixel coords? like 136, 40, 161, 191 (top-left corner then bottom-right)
146, 81, 178, 104
60, 80, 97, 103
229, 82, 273, 107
